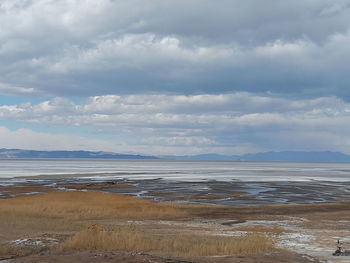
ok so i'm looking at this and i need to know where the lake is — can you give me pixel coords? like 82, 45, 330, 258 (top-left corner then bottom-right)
1, 159, 350, 181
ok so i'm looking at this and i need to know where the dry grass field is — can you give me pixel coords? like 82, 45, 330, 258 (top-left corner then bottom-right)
0, 191, 188, 258
0, 190, 277, 260
0, 191, 186, 221
61, 224, 274, 257
1, 189, 347, 262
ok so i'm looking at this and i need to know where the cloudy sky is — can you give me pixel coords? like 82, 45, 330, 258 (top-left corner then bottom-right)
1, 0, 350, 155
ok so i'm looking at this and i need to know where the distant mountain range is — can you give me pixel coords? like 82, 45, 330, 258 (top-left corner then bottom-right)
0, 149, 158, 159
0, 149, 350, 163
164, 151, 350, 163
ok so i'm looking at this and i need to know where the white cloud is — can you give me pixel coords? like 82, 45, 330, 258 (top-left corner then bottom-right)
0, 126, 123, 152
141, 136, 215, 146
0, 83, 38, 96
1, 92, 350, 154
0, 126, 259, 155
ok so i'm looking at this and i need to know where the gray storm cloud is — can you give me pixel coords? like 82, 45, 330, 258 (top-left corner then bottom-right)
0, 0, 350, 98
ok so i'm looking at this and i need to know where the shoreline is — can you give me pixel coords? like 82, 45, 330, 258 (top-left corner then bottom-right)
1, 177, 350, 206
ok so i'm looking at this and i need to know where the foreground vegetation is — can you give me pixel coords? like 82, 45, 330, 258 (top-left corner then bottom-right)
61, 224, 274, 257
0, 191, 186, 221
0, 191, 277, 259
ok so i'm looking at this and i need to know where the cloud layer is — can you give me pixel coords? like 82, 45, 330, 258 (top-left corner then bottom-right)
1, 93, 350, 155
1, 1, 349, 154
0, 0, 350, 97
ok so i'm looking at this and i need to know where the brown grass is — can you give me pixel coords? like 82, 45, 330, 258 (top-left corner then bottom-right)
2, 189, 350, 261
0, 191, 189, 248
61, 224, 275, 258
0, 191, 187, 221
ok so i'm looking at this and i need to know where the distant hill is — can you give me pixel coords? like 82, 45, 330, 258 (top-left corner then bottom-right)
0, 149, 158, 159
165, 151, 350, 163
1, 149, 349, 162
163, 153, 237, 161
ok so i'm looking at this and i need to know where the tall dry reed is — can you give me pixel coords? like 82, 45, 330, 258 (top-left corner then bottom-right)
0, 191, 187, 220
61, 224, 275, 257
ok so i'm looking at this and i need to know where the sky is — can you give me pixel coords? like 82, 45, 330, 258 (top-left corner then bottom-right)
1, 0, 350, 155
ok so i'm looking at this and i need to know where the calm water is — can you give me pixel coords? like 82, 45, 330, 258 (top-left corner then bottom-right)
0, 159, 350, 182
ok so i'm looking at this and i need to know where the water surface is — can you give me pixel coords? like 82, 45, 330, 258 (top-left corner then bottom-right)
1, 159, 350, 182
